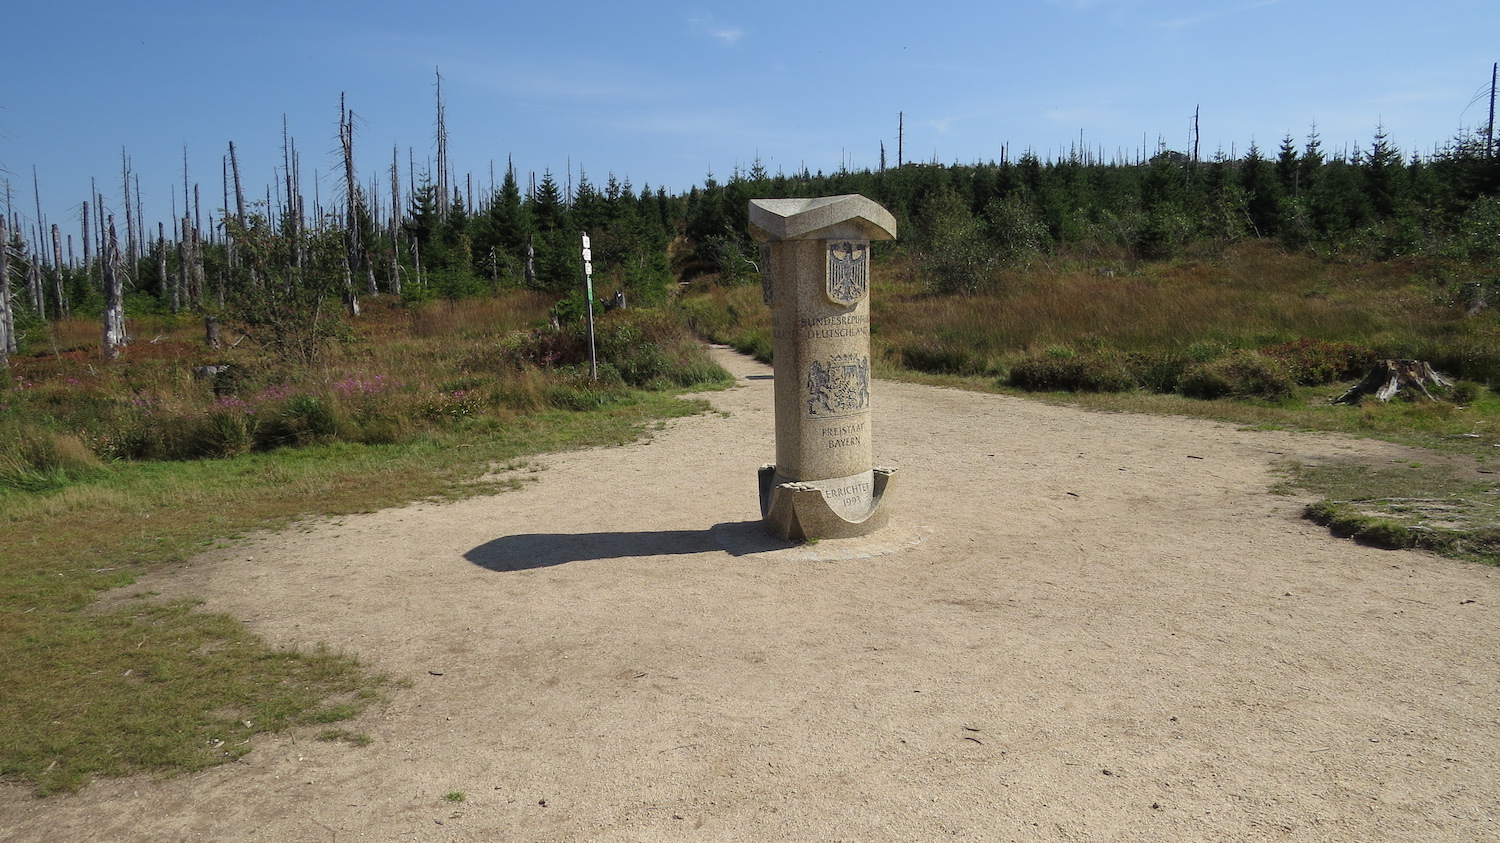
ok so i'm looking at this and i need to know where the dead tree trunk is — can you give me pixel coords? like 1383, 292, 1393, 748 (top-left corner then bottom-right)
388, 145, 403, 297
122, 150, 137, 269
339, 95, 362, 316
50, 224, 69, 318
102, 217, 126, 360
181, 218, 200, 308
192, 222, 206, 307
1334, 360, 1454, 404
435, 68, 450, 223
0, 217, 15, 364
525, 233, 536, 288
26, 260, 44, 320
80, 201, 92, 284
159, 222, 175, 313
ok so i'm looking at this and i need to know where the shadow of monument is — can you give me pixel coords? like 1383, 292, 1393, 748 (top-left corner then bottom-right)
463, 522, 790, 571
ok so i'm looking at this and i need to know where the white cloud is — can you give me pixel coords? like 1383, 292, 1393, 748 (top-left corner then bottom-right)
689, 14, 745, 45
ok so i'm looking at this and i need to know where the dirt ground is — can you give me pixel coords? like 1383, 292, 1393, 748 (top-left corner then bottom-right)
3, 347, 1498, 842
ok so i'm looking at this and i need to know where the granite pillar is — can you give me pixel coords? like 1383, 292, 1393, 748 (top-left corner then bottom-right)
749, 195, 898, 542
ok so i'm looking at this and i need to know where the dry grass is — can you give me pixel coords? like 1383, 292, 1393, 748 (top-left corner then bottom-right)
869, 244, 1474, 371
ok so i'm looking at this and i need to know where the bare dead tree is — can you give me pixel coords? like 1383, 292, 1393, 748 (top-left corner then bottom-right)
190, 219, 205, 307
80, 200, 92, 281
1192, 105, 1201, 165
0, 216, 15, 363
159, 221, 176, 313
338, 95, 362, 317
94, 183, 105, 274
181, 145, 193, 223
31, 168, 46, 272
389, 145, 403, 297
228, 141, 247, 226
898, 112, 904, 168
50, 224, 68, 318
180, 217, 204, 309
26, 249, 43, 320
282, 119, 305, 272
102, 217, 126, 360
121, 149, 138, 268
434, 67, 450, 223
525, 232, 536, 288
1486, 62, 1497, 159
133, 173, 145, 259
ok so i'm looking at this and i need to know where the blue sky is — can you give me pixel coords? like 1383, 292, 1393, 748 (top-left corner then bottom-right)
2, 0, 1496, 238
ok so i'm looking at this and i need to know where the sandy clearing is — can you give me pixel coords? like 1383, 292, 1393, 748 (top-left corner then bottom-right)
2, 347, 1497, 842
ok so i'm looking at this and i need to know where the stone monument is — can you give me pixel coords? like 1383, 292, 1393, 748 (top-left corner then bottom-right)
749, 194, 898, 542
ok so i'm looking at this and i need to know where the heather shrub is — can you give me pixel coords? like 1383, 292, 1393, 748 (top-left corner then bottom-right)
1179, 350, 1295, 400
498, 309, 729, 390
1260, 339, 1374, 385
1127, 352, 1193, 394
1007, 347, 1136, 393
901, 340, 986, 376
255, 394, 342, 450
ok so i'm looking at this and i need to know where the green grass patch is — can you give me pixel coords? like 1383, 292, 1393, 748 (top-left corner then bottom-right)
0, 391, 711, 795
1285, 460, 1500, 563
0, 296, 728, 796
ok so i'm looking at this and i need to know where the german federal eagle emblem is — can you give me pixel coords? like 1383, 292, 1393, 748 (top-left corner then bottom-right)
826, 241, 869, 306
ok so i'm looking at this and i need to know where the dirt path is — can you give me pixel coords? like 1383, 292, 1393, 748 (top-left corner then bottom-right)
3, 348, 1498, 842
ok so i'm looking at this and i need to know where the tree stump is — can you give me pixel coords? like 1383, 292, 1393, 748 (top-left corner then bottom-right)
1334, 359, 1453, 404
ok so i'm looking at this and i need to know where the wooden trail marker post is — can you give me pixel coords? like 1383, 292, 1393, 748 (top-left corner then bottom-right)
581, 232, 597, 381
750, 195, 899, 542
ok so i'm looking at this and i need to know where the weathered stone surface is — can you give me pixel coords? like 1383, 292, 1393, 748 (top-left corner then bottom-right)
748, 195, 899, 243
750, 195, 898, 542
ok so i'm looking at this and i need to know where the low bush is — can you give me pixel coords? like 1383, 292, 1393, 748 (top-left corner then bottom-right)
1125, 352, 1193, 394
499, 308, 730, 390
1260, 339, 1374, 385
901, 341, 987, 376
255, 394, 342, 450
1179, 350, 1295, 400
1007, 347, 1136, 393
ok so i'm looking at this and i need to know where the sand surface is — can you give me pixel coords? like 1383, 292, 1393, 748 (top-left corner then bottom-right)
2, 347, 1497, 842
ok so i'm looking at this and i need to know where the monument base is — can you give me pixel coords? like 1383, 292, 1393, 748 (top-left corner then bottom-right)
757, 465, 897, 543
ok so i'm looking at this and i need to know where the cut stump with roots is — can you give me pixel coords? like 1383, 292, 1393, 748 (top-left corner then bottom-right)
1334, 359, 1453, 404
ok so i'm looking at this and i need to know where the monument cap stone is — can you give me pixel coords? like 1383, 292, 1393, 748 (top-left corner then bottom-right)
748, 195, 897, 244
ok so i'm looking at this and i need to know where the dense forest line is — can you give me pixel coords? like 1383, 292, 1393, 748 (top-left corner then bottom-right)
2, 108, 1499, 368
